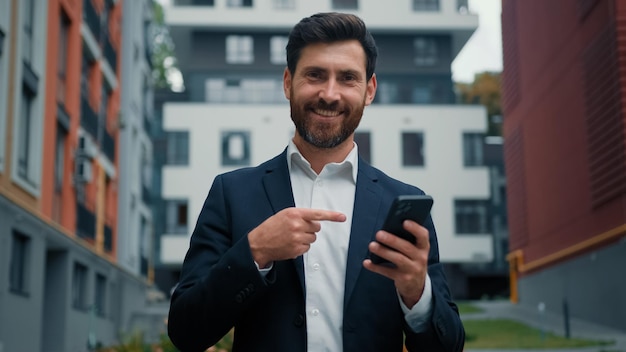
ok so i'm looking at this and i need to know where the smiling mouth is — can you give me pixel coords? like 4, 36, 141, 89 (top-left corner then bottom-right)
312, 108, 342, 117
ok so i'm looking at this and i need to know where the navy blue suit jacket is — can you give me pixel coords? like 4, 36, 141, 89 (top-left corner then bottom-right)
168, 150, 465, 352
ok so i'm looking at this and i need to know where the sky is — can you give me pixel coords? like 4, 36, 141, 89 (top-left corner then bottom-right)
451, 0, 503, 83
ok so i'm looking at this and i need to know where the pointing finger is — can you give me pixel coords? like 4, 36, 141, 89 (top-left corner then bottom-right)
300, 208, 347, 222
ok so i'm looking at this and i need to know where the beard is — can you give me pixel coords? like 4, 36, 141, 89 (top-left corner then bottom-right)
290, 91, 365, 149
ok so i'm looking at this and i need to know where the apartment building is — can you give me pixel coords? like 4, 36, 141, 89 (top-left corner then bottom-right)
0, 0, 159, 350
503, 0, 626, 331
154, 0, 497, 300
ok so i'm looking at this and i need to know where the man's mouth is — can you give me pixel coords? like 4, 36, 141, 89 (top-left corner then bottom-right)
312, 108, 342, 117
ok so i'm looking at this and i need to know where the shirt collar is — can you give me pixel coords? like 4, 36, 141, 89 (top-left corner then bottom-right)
287, 139, 359, 183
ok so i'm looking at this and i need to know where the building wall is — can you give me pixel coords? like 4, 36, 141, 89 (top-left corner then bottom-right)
160, 104, 492, 265
502, 0, 626, 330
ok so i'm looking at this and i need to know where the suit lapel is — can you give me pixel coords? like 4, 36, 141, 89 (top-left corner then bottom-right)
261, 150, 305, 293
344, 160, 383, 310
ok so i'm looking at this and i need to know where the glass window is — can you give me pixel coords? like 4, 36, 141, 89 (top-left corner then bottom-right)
166, 131, 189, 165
17, 88, 36, 185
354, 131, 371, 164
402, 132, 424, 166
332, 0, 358, 10
413, 0, 440, 11
226, 35, 254, 64
273, 0, 294, 9
414, 37, 437, 66
22, 0, 36, 65
270, 36, 288, 64
455, 200, 489, 234
94, 274, 107, 317
57, 11, 70, 103
463, 133, 484, 166
165, 199, 188, 234
227, 0, 253, 7
192, 0, 215, 5
72, 262, 88, 310
412, 86, 431, 104
9, 231, 30, 295
222, 131, 250, 166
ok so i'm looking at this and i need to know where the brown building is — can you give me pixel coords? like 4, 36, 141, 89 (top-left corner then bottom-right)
0, 0, 158, 350
502, 0, 626, 331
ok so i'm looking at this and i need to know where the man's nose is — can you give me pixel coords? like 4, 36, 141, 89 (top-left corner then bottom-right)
318, 79, 341, 102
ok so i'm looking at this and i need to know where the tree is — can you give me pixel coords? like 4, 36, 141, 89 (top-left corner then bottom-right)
456, 72, 502, 136
150, 1, 184, 91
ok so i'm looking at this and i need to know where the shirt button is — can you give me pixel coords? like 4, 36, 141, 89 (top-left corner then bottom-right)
312, 308, 319, 316
312, 263, 320, 271
316, 180, 323, 187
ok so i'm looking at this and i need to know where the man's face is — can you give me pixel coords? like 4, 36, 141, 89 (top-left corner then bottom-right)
284, 40, 377, 149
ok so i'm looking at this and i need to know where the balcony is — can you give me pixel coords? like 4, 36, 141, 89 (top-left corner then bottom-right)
80, 97, 99, 139
83, 0, 101, 43
103, 36, 117, 72
102, 128, 115, 161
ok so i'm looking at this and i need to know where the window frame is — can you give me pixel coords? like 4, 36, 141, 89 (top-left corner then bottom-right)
225, 35, 254, 64
9, 231, 31, 296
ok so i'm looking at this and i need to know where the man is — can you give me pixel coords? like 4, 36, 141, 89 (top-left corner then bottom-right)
168, 12, 465, 352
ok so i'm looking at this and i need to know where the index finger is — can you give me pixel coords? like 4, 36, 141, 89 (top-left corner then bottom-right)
300, 208, 347, 222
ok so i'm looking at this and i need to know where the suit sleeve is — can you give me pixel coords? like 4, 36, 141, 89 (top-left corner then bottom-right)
403, 215, 466, 352
167, 175, 274, 352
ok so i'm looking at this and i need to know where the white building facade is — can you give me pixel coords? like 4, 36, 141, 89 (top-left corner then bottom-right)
156, 0, 494, 298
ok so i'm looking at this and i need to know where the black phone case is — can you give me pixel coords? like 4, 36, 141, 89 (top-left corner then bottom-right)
369, 195, 434, 264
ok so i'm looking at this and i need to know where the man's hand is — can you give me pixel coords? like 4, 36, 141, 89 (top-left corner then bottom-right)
248, 207, 346, 268
363, 220, 430, 308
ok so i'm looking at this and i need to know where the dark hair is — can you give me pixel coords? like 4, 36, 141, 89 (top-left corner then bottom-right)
286, 12, 378, 81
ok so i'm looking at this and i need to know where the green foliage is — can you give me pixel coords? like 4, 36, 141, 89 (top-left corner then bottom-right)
149, 1, 183, 91
456, 72, 502, 136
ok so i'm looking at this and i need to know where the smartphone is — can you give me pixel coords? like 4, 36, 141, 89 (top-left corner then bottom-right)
369, 195, 434, 264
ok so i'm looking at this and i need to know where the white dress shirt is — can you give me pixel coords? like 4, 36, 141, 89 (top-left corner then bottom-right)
259, 140, 433, 351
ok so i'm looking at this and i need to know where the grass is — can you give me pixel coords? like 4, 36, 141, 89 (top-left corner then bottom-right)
457, 301, 485, 315
463, 318, 615, 349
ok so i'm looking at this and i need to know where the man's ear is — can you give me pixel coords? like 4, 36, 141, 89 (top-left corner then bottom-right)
365, 73, 377, 106
283, 68, 292, 100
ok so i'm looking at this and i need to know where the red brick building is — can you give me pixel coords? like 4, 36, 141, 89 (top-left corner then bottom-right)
502, 0, 626, 331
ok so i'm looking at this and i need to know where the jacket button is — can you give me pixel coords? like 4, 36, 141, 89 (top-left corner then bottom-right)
293, 314, 304, 327
235, 293, 244, 303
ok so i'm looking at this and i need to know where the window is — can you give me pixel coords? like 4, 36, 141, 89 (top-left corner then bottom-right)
402, 132, 425, 166
72, 262, 88, 310
166, 131, 189, 165
206, 78, 284, 104
413, 0, 439, 11
414, 37, 437, 66
0, 29, 5, 57
141, 144, 152, 188
354, 131, 371, 164
412, 86, 431, 104
376, 82, 399, 104
192, 0, 215, 5
332, 0, 358, 10
53, 125, 67, 222
273, 0, 294, 9
222, 131, 250, 166
57, 11, 70, 103
165, 199, 188, 234
22, 0, 36, 66
455, 200, 489, 234
140, 216, 150, 277
17, 88, 37, 185
10, 231, 30, 295
463, 133, 484, 166
226, 35, 253, 64
227, 0, 253, 7
270, 36, 288, 64
94, 274, 107, 317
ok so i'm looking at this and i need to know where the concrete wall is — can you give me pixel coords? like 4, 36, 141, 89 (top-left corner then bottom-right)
518, 238, 626, 332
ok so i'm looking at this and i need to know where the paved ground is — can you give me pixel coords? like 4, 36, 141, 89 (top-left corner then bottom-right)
461, 300, 626, 352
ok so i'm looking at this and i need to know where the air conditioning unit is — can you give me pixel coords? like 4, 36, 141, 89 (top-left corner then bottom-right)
76, 159, 93, 183
77, 134, 97, 159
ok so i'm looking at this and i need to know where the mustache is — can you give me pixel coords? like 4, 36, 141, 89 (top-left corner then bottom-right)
308, 100, 340, 111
